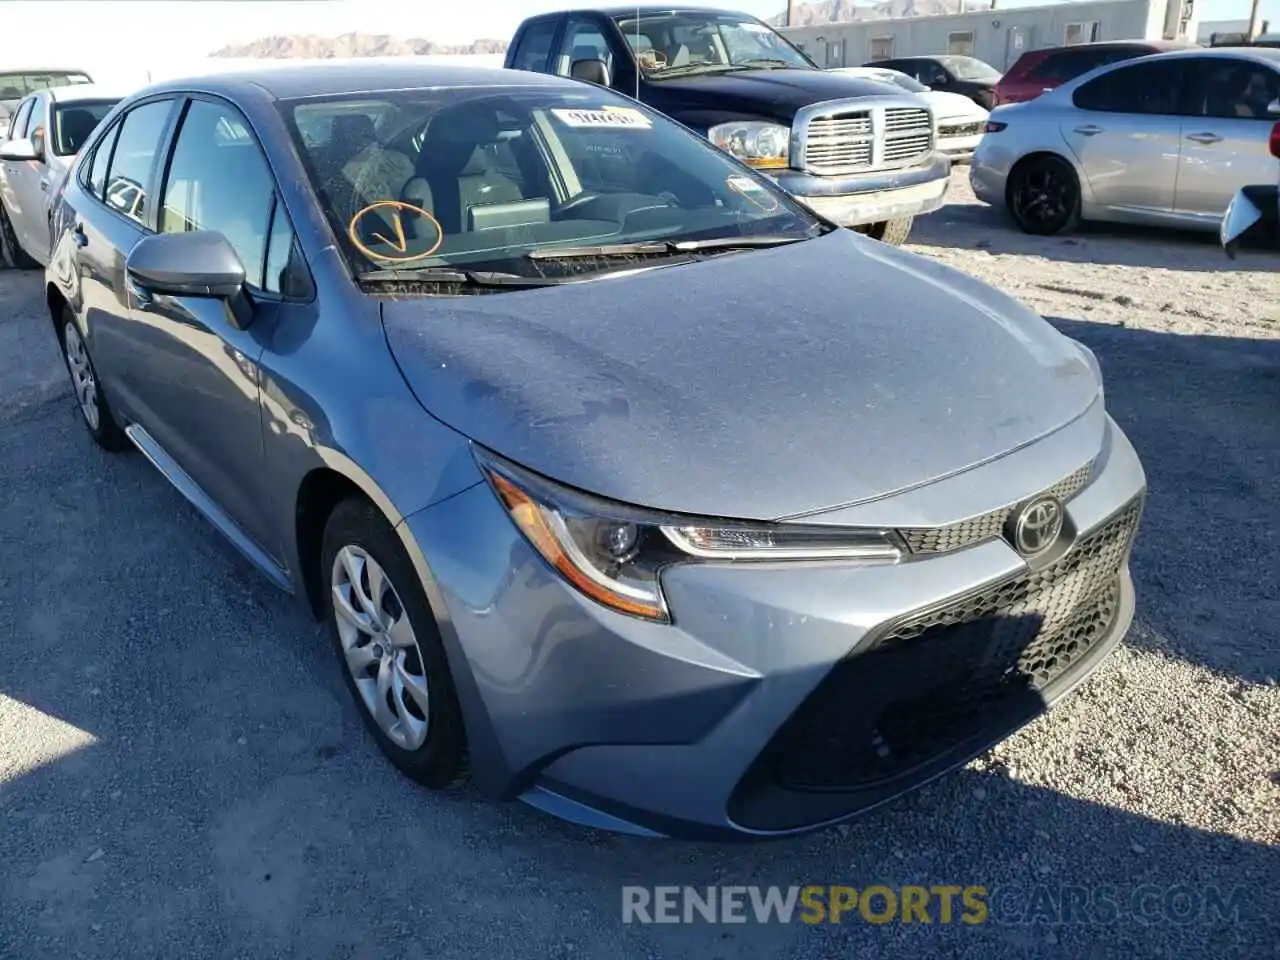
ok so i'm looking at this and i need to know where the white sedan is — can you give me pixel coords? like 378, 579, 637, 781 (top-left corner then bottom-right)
829, 66, 989, 161
0, 83, 122, 268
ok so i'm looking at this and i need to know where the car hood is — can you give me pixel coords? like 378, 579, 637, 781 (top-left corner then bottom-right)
381, 230, 1101, 521
924, 90, 989, 122
647, 69, 911, 122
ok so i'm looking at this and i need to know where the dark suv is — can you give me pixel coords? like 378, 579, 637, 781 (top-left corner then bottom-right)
505, 5, 952, 244
864, 55, 1002, 109
992, 40, 1191, 107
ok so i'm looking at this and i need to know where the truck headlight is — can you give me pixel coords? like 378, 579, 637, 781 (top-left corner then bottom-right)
476, 447, 902, 624
708, 121, 790, 169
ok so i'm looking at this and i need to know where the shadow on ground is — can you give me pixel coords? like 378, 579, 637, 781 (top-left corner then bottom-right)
911, 199, 1276, 273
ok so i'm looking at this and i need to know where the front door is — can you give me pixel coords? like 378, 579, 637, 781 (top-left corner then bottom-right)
1174, 56, 1280, 222
1061, 58, 1187, 215
124, 95, 288, 558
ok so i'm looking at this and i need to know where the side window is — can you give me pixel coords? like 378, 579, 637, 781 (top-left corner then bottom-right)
1186, 59, 1280, 120
923, 62, 950, 85
555, 17, 614, 77
86, 121, 121, 198
263, 199, 298, 296
10, 97, 36, 139
511, 19, 558, 72
1073, 61, 1183, 115
1027, 52, 1073, 81
159, 99, 277, 289
103, 99, 174, 225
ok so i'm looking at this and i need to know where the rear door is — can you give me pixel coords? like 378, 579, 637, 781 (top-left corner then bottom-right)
74, 97, 181, 418
1061, 58, 1188, 215
1174, 56, 1280, 222
0, 96, 37, 243
10, 95, 54, 260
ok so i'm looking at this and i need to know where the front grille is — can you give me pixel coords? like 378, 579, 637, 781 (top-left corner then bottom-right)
939, 120, 984, 138
753, 496, 1142, 793
900, 460, 1095, 555
804, 112, 874, 174
882, 107, 933, 166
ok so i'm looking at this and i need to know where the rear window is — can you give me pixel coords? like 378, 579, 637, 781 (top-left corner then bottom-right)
0, 71, 92, 99
1027, 46, 1150, 82
53, 100, 117, 155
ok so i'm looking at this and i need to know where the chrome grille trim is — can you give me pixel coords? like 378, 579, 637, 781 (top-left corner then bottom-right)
899, 460, 1097, 556
790, 96, 937, 176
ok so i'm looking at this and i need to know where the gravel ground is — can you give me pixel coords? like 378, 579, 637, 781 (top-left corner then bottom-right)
1, 173, 1277, 959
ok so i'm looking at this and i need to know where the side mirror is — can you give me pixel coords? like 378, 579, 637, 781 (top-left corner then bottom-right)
571, 58, 611, 86
125, 230, 255, 329
29, 125, 45, 161
0, 137, 39, 162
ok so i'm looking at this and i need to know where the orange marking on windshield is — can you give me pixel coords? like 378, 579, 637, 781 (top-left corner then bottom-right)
348, 201, 443, 263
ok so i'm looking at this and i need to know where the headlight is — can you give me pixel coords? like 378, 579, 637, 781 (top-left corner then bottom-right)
708, 121, 790, 169
476, 448, 903, 623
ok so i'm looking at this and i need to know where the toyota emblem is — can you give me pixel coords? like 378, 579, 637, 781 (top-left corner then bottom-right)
1010, 495, 1064, 557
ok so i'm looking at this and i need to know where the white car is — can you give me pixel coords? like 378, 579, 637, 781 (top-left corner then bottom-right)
830, 66, 989, 161
0, 83, 122, 268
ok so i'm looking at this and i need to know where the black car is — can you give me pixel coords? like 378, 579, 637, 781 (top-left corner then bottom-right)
864, 55, 1001, 109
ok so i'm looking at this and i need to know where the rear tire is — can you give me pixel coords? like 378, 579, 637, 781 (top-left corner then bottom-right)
0, 202, 38, 270
59, 310, 129, 451
867, 217, 914, 246
1007, 155, 1081, 236
321, 497, 469, 789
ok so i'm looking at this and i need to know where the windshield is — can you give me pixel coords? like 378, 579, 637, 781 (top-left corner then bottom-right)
874, 70, 930, 94
53, 100, 117, 155
613, 12, 814, 78
938, 56, 1001, 81
281, 87, 822, 284
0, 71, 92, 101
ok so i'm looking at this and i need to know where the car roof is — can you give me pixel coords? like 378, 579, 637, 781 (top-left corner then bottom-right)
1118, 45, 1280, 67
139, 61, 578, 101
1035, 39, 1191, 54
44, 83, 126, 103
533, 5, 761, 19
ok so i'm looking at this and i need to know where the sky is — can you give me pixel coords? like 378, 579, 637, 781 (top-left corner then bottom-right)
6, 0, 1278, 85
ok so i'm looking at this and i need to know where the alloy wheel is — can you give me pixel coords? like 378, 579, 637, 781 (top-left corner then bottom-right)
1014, 166, 1071, 231
331, 544, 431, 750
63, 322, 100, 431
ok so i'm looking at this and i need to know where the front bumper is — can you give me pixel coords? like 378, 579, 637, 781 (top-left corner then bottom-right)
764, 152, 952, 227
937, 131, 984, 162
401, 412, 1146, 840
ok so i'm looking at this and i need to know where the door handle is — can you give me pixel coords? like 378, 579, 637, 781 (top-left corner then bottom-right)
1186, 131, 1222, 144
1073, 124, 1103, 136
71, 223, 88, 248
39, 177, 49, 192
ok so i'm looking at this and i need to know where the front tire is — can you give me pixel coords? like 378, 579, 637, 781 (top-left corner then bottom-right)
59, 312, 128, 451
0, 203, 38, 270
321, 497, 469, 788
1007, 155, 1081, 236
867, 216, 914, 246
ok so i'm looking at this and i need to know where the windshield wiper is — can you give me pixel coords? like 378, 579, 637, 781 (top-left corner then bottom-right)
357, 267, 569, 288
527, 235, 808, 260
732, 58, 796, 69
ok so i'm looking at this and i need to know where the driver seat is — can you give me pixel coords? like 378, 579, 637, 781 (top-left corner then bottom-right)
405, 110, 524, 234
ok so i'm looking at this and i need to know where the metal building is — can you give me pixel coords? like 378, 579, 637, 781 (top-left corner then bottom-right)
778, 0, 1199, 71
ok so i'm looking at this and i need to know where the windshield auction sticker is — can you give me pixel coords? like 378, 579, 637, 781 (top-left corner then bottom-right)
348, 201, 443, 263
551, 106, 653, 129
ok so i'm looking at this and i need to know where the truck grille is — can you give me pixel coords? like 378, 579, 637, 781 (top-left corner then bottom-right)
939, 120, 984, 138
899, 460, 1095, 555
749, 495, 1143, 793
882, 107, 933, 165
804, 112, 874, 174
802, 106, 934, 174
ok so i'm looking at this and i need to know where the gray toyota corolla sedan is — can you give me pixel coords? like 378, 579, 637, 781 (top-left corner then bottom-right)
44, 62, 1146, 839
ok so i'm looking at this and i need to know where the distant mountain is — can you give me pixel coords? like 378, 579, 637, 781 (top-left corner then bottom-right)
771, 0, 992, 27
209, 32, 508, 59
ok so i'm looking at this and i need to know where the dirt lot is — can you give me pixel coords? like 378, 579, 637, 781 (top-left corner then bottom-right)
1, 172, 1277, 959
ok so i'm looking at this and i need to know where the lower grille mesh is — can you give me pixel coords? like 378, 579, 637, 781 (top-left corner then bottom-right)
754, 496, 1142, 793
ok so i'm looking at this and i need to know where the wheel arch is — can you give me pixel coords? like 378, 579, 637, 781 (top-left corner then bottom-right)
1005, 149, 1084, 207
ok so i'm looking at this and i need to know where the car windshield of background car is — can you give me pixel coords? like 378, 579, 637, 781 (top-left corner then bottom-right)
615, 13, 813, 78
